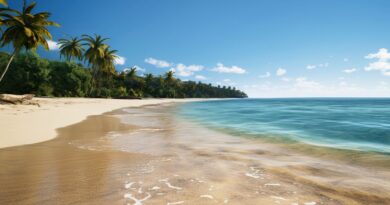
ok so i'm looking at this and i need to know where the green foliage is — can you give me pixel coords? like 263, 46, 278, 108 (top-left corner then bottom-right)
0, 0, 59, 83
0, 0, 59, 52
0, 53, 248, 98
0, 52, 52, 95
58, 37, 84, 61
49, 61, 91, 97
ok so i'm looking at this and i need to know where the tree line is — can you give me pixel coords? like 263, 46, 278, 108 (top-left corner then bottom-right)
0, 0, 247, 98
0, 52, 247, 98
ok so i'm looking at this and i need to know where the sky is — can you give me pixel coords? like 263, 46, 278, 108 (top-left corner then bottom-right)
4, 0, 390, 97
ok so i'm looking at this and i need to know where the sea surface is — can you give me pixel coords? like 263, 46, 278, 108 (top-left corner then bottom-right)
178, 98, 390, 154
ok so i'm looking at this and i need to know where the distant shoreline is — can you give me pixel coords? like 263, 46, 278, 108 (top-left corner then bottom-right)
0, 98, 206, 149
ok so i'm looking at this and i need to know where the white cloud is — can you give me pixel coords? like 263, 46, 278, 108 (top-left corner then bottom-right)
195, 75, 206, 80
223, 79, 231, 82
306, 65, 316, 70
258, 72, 271, 78
343, 68, 357, 74
294, 77, 321, 89
171, 63, 204, 77
364, 48, 390, 76
114, 55, 126, 65
123, 65, 145, 74
318, 63, 329, 68
306, 63, 329, 70
47, 40, 60, 51
276, 68, 286, 76
145, 57, 171, 68
365, 48, 390, 60
134, 65, 145, 72
212, 63, 246, 74
282, 77, 291, 82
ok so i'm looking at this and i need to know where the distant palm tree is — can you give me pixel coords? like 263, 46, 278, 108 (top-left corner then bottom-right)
126, 67, 137, 78
145, 73, 153, 82
165, 70, 175, 82
100, 46, 117, 74
82, 34, 108, 67
58, 36, 84, 61
82, 34, 109, 92
0, 0, 59, 83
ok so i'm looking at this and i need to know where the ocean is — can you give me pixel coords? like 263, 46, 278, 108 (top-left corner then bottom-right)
178, 98, 390, 154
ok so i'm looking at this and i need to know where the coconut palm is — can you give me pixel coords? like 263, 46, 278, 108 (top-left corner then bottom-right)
0, 0, 7, 6
126, 67, 137, 78
82, 34, 108, 83
100, 46, 117, 74
58, 36, 84, 61
165, 70, 175, 82
81, 34, 109, 93
0, 0, 59, 83
82, 34, 108, 69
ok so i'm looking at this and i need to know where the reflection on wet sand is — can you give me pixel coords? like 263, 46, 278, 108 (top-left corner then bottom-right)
1, 104, 390, 205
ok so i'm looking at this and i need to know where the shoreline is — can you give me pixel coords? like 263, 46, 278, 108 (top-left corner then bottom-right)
0, 97, 205, 149
1, 102, 389, 204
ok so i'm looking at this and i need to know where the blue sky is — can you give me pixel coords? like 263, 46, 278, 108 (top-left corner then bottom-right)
4, 0, 390, 97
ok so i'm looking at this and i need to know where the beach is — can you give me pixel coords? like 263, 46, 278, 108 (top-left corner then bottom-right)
0, 98, 203, 148
1, 100, 389, 205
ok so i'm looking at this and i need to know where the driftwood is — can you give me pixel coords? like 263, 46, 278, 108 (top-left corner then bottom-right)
0, 94, 35, 104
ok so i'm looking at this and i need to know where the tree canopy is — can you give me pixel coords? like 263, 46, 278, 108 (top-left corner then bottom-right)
0, 52, 247, 98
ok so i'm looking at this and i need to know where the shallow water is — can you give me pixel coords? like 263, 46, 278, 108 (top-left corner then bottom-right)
1, 103, 389, 205
179, 98, 390, 153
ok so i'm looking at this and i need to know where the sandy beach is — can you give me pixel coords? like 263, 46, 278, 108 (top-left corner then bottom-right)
0, 98, 203, 148
1, 101, 389, 205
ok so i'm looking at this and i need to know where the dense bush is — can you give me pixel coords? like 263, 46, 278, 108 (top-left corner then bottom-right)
0, 52, 248, 98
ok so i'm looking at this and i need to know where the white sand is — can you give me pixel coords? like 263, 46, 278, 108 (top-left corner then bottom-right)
0, 98, 203, 149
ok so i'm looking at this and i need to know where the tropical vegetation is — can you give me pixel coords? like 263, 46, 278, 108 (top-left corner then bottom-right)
0, 1, 247, 99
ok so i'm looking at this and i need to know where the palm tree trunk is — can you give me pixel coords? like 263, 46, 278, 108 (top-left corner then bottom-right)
0, 50, 17, 83
88, 65, 98, 96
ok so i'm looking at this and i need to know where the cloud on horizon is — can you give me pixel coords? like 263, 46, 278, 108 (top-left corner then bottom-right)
343, 68, 357, 74
306, 63, 329, 70
171, 63, 204, 77
195, 75, 206, 80
114, 55, 126, 65
364, 48, 390, 76
145, 57, 171, 68
258, 72, 271, 78
212, 63, 246, 74
276, 68, 286, 76
47, 40, 60, 51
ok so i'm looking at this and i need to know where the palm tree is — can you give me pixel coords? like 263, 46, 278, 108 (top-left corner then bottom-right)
82, 34, 109, 93
165, 70, 175, 82
58, 36, 84, 61
145, 73, 153, 83
0, 0, 59, 83
82, 34, 108, 91
82, 34, 108, 67
164, 71, 177, 97
126, 67, 137, 78
0, 0, 7, 6
100, 46, 117, 74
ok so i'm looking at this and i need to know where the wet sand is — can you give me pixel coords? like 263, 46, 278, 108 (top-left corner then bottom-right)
1, 104, 390, 205
0, 98, 203, 148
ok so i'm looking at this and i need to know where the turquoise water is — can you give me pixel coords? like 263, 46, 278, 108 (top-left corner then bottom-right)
178, 98, 390, 154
